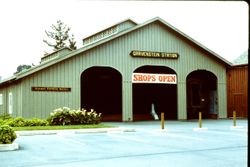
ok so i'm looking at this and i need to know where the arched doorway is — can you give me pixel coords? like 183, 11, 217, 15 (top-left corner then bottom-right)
132, 65, 177, 121
186, 70, 217, 119
81, 67, 122, 121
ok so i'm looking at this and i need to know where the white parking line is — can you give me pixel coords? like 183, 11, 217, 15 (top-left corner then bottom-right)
57, 134, 86, 146
204, 129, 248, 137
107, 133, 149, 143
164, 133, 204, 141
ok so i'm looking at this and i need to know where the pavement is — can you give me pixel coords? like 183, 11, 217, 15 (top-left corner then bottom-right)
0, 119, 248, 167
15, 127, 136, 136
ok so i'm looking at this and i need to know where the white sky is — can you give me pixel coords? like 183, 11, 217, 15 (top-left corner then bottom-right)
0, 0, 248, 79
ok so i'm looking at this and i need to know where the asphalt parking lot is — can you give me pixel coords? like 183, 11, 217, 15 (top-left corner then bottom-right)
0, 120, 248, 167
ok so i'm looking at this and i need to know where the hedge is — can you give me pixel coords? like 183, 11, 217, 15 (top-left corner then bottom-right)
47, 107, 102, 125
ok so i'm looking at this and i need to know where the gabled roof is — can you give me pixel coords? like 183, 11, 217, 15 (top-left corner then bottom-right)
0, 17, 232, 86
151, 17, 232, 66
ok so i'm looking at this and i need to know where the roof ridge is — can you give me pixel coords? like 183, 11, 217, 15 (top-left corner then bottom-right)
82, 18, 138, 41
0, 17, 233, 86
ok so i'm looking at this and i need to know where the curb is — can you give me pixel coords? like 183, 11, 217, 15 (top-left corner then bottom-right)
15, 127, 136, 136
0, 143, 19, 152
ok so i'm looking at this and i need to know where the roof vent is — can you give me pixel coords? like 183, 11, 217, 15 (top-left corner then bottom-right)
41, 47, 72, 63
82, 19, 137, 46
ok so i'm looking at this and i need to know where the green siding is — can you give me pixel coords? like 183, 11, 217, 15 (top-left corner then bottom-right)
0, 83, 21, 117
0, 89, 6, 115
1, 21, 228, 120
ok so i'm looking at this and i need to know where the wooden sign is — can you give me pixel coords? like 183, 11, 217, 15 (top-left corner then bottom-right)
31, 87, 71, 92
130, 50, 179, 59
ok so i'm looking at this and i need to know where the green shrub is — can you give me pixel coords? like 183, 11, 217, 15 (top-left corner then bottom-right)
0, 119, 9, 126
71, 109, 101, 124
0, 114, 12, 126
6, 117, 26, 127
2, 117, 48, 127
47, 107, 72, 125
0, 113, 12, 120
25, 118, 48, 126
47, 107, 102, 125
0, 119, 3, 126
0, 125, 17, 144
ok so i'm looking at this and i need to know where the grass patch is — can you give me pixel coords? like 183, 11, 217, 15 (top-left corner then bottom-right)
13, 123, 115, 131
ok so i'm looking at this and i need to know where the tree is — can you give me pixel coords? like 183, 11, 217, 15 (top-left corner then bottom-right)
14, 64, 32, 74
43, 20, 77, 51
68, 34, 77, 50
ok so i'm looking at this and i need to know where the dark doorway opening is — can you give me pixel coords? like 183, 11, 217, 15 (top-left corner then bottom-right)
186, 70, 217, 119
132, 65, 177, 121
81, 67, 122, 121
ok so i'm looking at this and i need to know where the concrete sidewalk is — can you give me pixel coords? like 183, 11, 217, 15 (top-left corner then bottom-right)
15, 119, 247, 136
15, 127, 136, 136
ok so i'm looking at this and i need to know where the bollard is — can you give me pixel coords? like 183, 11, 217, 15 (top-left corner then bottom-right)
161, 112, 164, 130
233, 111, 236, 127
193, 111, 208, 131
198, 112, 202, 128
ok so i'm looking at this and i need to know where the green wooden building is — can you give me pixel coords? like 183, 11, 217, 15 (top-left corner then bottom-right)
0, 17, 231, 121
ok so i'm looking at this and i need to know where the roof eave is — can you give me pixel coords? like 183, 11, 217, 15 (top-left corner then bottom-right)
154, 17, 232, 66
0, 76, 17, 88
3, 17, 234, 83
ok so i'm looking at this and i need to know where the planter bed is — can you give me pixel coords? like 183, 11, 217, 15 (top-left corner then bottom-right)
0, 143, 19, 151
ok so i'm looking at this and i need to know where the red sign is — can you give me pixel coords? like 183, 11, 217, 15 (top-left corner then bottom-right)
132, 73, 177, 84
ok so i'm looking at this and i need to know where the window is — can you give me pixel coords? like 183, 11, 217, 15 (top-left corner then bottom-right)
0, 94, 3, 105
8, 92, 13, 114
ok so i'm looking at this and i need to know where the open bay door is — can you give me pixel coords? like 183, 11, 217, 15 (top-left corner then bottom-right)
132, 65, 177, 121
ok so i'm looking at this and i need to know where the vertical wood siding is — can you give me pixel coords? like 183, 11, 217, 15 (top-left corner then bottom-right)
0, 82, 21, 117
227, 65, 248, 118
0, 89, 6, 115
2, 21, 227, 120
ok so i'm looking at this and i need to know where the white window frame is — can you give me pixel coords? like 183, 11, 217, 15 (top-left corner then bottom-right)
8, 92, 13, 114
0, 94, 3, 105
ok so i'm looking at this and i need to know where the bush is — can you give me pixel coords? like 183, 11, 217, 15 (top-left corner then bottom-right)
6, 117, 26, 127
47, 107, 101, 125
47, 107, 72, 125
1, 117, 48, 127
25, 118, 48, 126
71, 109, 102, 124
0, 125, 17, 144
0, 113, 12, 120
0, 114, 11, 126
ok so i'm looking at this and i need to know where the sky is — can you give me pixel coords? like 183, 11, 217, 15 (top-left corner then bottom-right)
0, 0, 248, 79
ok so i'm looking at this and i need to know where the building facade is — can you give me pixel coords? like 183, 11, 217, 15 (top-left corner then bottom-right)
227, 64, 248, 118
0, 17, 232, 121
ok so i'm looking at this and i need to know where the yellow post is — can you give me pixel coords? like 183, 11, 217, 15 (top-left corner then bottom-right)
161, 112, 164, 130
233, 111, 236, 127
198, 112, 202, 128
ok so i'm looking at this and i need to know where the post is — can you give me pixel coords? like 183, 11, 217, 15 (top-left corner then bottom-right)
233, 110, 236, 127
198, 112, 202, 128
161, 112, 164, 130
151, 103, 159, 120
193, 111, 208, 131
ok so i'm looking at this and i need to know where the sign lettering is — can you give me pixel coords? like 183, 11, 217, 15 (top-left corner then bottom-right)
132, 73, 177, 84
130, 50, 179, 59
31, 87, 71, 92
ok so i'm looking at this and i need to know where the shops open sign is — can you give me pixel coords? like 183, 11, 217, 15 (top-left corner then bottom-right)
132, 73, 177, 84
